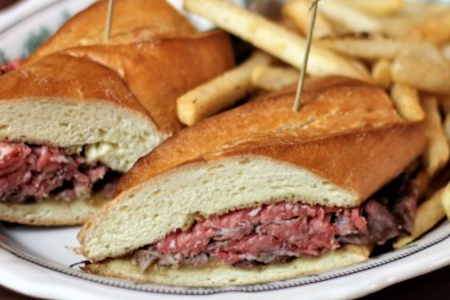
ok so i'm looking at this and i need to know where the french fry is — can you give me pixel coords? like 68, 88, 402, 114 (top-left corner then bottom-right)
410, 12, 450, 45
319, 34, 398, 60
177, 51, 272, 126
390, 83, 424, 121
184, 0, 370, 81
251, 65, 299, 92
319, 0, 382, 33
422, 96, 450, 177
442, 182, 450, 220
342, 0, 403, 16
442, 43, 450, 62
371, 60, 392, 89
319, 34, 444, 63
282, 0, 333, 39
402, 0, 448, 18
394, 186, 446, 248
391, 55, 450, 95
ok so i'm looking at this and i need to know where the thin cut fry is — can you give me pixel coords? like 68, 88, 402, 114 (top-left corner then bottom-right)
394, 186, 446, 248
390, 83, 424, 121
184, 0, 370, 81
177, 51, 272, 126
251, 65, 299, 92
391, 55, 450, 95
371, 60, 392, 89
422, 96, 450, 177
442, 182, 450, 221
410, 12, 450, 45
342, 0, 403, 16
319, 1, 382, 33
319, 35, 443, 63
282, 0, 333, 39
442, 43, 450, 62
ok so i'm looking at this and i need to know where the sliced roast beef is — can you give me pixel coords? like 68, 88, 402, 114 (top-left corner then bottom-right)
391, 174, 423, 233
0, 142, 117, 203
131, 171, 423, 271
132, 202, 368, 270
340, 171, 423, 244
339, 200, 400, 245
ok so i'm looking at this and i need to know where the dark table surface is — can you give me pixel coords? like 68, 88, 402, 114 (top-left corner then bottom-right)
1, 0, 450, 299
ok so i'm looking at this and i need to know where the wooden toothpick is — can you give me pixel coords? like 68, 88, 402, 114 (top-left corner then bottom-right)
293, 0, 321, 112
105, 0, 116, 42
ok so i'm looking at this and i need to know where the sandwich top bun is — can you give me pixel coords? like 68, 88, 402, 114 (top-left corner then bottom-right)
64, 31, 234, 134
79, 76, 425, 262
26, 0, 197, 64
0, 53, 159, 173
0, 0, 233, 226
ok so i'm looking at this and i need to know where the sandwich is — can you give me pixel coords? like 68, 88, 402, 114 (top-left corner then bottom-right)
25, 0, 198, 64
78, 76, 426, 286
0, 0, 233, 226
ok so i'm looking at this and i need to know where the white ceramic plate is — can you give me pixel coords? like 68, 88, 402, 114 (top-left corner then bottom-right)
1, 1, 450, 300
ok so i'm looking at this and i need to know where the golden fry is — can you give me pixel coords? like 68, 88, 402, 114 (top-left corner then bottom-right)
442, 182, 450, 221
390, 83, 424, 122
251, 65, 299, 92
442, 43, 450, 62
177, 51, 272, 126
319, 35, 443, 63
319, 0, 382, 33
184, 0, 370, 81
282, 0, 333, 39
342, 0, 403, 16
422, 96, 450, 177
410, 12, 450, 45
391, 55, 450, 95
371, 60, 392, 89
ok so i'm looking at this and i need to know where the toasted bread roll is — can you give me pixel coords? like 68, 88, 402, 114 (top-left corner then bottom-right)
26, 0, 197, 64
78, 77, 425, 284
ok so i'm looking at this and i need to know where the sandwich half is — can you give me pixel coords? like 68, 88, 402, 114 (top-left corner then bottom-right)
26, 0, 198, 64
78, 76, 426, 286
0, 0, 233, 226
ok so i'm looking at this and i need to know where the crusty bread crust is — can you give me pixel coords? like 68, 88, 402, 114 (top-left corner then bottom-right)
0, 0, 234, 226
26, 0, 197, 64
78, 77, 425, 262
65, 31, 234, 134
0, 53, 147, 115
118, 76, 424, 196
83, 245, 371, 286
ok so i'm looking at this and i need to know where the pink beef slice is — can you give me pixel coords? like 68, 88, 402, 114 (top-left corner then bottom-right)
0, 142, 112, 203
132, 173, 422, 270
132, 202, 369, 270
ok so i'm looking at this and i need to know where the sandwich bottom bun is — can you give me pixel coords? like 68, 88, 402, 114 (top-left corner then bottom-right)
0, 194, 109, 226
83, 245, 371, 286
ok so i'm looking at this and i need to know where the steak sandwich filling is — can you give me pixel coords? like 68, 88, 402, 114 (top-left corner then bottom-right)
79, 76, 426, 286
0, 0, 234, 226
0, 143, 119, 204
132, 168, 424, 270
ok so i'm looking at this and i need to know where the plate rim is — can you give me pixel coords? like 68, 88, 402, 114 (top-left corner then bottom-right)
1, 0, 450, 299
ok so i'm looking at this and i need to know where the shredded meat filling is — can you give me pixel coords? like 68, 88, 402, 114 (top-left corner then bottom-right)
0, 142, 118, 203
132, 172, 424, 271
132, 203, 368, 270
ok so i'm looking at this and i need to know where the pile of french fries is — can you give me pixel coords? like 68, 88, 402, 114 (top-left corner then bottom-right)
178, 0, 450, 248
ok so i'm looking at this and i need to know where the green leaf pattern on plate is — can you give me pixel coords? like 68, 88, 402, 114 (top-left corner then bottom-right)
21, 10, 71, 58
